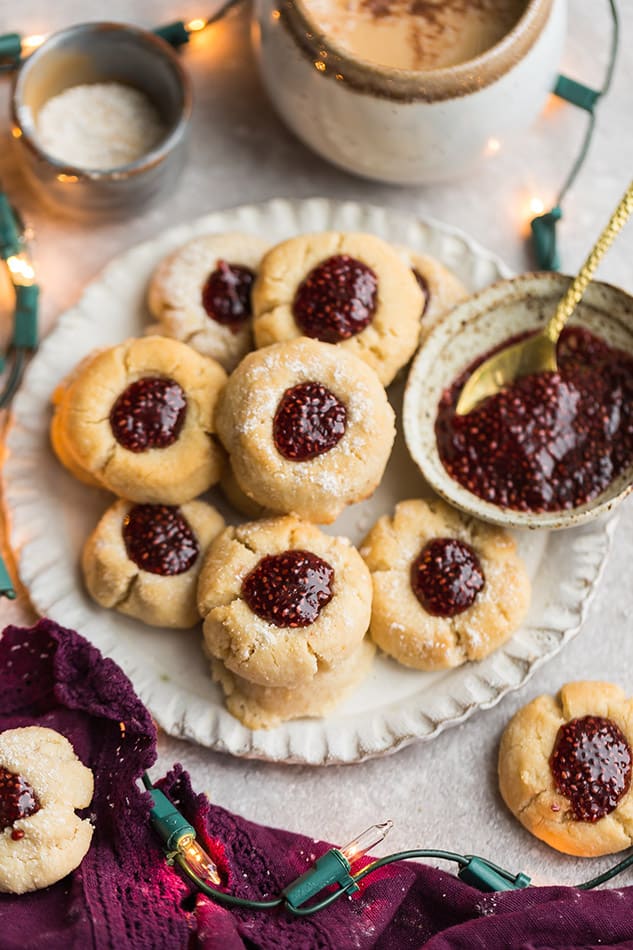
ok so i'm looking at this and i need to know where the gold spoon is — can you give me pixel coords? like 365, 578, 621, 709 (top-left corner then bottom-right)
455, 179, 633, 416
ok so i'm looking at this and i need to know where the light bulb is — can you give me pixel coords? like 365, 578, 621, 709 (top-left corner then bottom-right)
6, 252, 36, 286
530, 197, 545, 216
21, 34, 46, 54
186, 18, 207, 33
177, 834, 222, 886
340, 820, 393, 865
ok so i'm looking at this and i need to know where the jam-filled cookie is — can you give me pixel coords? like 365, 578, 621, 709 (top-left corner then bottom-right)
51, 336, 227, 504
394, 246, 467, 339
360, 499, 530, 670
0, 726, 94, 894
197, 515, 373, 688
499, 682, 633, 857
252, 232, 424, 386
210, 639, 375, 730
215, 337, 395, 524
82, 498, 225, 628
147, 233, 270, 372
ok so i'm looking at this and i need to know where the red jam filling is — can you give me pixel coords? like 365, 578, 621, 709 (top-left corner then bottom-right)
123, 504, 199, 575
273, 382, 347, 461
550, 716, 632, 822
410, 537, 484, 617
0, 767, 40, 834
292, 254, 378, 342
412, 269, 430, 317
436, 327, 633, 512
110, 377, 187, 453
201, 260, 256, 332
241, 549, 335, 627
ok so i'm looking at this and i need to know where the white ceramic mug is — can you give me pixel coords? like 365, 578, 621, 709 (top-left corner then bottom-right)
251, 0, 566, 184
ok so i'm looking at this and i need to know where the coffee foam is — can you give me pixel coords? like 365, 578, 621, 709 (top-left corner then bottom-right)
302, 0, 528, 71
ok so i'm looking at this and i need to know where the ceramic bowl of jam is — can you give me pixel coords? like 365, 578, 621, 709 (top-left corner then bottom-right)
403, 272, 633, 530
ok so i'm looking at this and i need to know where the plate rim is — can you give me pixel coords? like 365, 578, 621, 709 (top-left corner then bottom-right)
2, 195, 615, 765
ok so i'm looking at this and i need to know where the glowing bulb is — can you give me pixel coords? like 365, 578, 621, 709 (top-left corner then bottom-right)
6, 252, 36, 287
186, 18, 207, 33
21, 34, 46, 53
340, 821, 393, 865
177, 834, 221, 886
485, 137, 501, 155
530, 197, 545, 216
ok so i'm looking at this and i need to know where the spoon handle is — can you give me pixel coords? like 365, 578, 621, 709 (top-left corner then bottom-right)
545, 179, 633, 343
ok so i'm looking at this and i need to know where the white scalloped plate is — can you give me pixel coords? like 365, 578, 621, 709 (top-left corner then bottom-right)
3, 197, 616, 764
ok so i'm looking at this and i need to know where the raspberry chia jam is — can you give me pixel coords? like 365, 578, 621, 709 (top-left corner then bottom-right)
435, 327, 633, 513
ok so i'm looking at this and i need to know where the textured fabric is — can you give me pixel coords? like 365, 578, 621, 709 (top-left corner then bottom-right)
3, 619, 633, 950
0, 619, 192, 950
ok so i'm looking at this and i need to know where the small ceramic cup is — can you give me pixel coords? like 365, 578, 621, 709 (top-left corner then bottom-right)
252, 0, 566, 183
11, 22, 192, 217
403, 272, 633, 531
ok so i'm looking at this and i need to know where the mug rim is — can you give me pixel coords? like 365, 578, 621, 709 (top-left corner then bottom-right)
11, 20, 192, 182
278, 0, 554, 102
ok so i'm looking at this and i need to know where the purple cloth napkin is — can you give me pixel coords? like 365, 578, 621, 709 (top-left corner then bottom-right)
2, 619, 633, 950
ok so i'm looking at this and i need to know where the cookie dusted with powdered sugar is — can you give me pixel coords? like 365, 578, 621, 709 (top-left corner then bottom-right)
252, 232, 424, 386
499, 682, 633, 857
197, 515, 373, 689
0, 727, 94, 894
214, 337, 395, 524
360, 498, 530, 671
82, 498, 225, 628
51, 336, 227, 505
148, 233, 270, 372
394, 246, 468, 340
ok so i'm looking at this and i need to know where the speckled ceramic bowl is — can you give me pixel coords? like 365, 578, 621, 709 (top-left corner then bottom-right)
403, 272, 633, 530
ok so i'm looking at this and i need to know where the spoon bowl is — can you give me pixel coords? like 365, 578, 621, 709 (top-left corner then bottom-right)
403, 272, 633, 530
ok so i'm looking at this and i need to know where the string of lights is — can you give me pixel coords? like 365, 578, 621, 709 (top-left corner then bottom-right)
0, 0, 245, 67
530, 0, 619, 269
144, 772, 633, 919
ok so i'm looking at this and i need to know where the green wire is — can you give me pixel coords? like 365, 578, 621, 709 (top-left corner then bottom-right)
0, 348, 26, 409
285, 850, 469, 917
555, 0, 619, 206
174, 854, 283, 910
576, 850, 633, 890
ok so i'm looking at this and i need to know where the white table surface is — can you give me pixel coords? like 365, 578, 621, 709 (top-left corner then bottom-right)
1, 0, 632, 897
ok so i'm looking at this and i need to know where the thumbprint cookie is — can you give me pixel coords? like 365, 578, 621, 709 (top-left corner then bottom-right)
0, 727, 94, 894
197, 515, 372, 688
252, 232, 424, 385
394, 246, 468, 339
82, 498, 225, 628
360, 499, 530, 670
51, 336, 227, 504
147, 233, 270, 371
214, 337, 395, 524
499, 682, 633, 856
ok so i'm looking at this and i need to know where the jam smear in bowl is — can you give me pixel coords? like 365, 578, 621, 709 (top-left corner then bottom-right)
403, 273, 633, 530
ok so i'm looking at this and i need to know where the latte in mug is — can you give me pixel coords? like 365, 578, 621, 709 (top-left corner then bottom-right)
302, 0, 529, 71
253, 0, 567, 183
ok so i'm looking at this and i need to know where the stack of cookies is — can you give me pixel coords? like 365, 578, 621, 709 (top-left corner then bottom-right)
197, 515, 376, 729
50, 227, 530, 731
